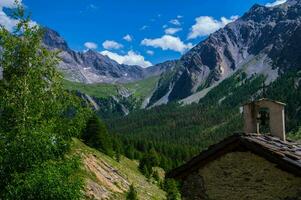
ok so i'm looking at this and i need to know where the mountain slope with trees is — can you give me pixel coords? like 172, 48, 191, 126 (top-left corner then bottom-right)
0, 5, 167, 200
148, 0, 301, 107
72, 138, 166, 200
106, 69, 301, 170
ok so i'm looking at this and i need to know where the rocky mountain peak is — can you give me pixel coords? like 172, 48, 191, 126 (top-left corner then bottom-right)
286, 0, 300, 6
41, 28, 174, 84
43, 27, 70, 51
147, 0, 301, 107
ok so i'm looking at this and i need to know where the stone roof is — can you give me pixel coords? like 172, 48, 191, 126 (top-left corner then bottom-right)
243, 98, 286, 106
166, 133, 301, 179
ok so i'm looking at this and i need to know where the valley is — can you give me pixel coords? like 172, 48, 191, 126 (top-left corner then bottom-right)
1, 0, 301, 199
59, 0, 301, 183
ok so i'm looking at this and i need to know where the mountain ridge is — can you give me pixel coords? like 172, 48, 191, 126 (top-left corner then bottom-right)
147, 0, 301, 107
42, 28, 176, 84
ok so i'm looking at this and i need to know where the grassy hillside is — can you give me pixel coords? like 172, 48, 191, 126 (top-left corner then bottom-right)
71, 138, 166, 200
63, 76, 159, 100
63, 80, 119, 98
124, 76, 160, 99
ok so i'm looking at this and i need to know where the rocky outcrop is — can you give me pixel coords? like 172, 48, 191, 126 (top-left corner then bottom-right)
72, 139, 166, 200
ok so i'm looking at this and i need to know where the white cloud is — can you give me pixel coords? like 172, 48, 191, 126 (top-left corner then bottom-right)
123, 34, 132, 42
84, 42, 98, 50
0, 0, 18, 31
140, 25, 149, 30
164, 27, 182, 35
265, 0, 287, 7
0, 0, 37, 32
0, 0, 20, 8
169, 19, 181, 26
100, 50, 152, 68
146, 50, 154, 56
0, 9, 18, 31
188, 15, 239, 39
102, 40, 123, 50
141, 35, 193, 54
177, 15, 183, 19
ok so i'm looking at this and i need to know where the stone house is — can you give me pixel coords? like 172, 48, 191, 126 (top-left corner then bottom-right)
167, 99, 301, 200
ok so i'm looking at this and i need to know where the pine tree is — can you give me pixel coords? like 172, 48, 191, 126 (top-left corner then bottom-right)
164, 179, 181, 200
138, 148, 159, 176
115, 150, 121, 162
126, 184, 138, 200
112, 136, 122, 162
82, 114, 113, 156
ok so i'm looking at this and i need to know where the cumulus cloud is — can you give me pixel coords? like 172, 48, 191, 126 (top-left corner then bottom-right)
265, 0, 287, 7
84, 42, 98, 50
141, 35, 193, 54
0, 0, 20, 8
164, 27, 182, 35
123, 34, 132, 42
100, 50, 152, 68
188, 16, 238, 39
146, 50, 154, 56
0, 0, 37, 32
102, 40, 123, 50
0, 9, 18, 31
169, 19, 181, 26
0, 0, 20, 31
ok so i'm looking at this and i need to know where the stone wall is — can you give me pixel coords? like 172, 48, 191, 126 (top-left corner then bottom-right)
181, 151, 301, 200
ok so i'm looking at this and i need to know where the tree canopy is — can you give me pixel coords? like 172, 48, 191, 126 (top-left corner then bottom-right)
0, 4, 90, 199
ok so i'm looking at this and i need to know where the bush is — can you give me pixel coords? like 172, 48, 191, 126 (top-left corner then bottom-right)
4, 158, 83, 200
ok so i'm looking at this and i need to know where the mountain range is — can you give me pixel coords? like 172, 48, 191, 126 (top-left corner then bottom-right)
148, 0, 301, 107
42, 0, 301, 111
1, 0, 299, 113
43, 28, 176, 84
105, 0, 301, 174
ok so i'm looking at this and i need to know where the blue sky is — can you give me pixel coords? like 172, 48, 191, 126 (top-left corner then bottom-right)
1, 0, 285, 67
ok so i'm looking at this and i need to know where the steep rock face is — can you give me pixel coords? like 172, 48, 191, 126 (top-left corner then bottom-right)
145, 60, 177, 77
43, 28, 70, 51
42, 28, 175, 84
149, 0, 301, 106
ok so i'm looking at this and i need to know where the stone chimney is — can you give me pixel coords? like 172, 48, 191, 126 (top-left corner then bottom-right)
243, 98, 286, 141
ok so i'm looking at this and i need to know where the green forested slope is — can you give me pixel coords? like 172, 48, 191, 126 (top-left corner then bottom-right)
106, 70, 301, 170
